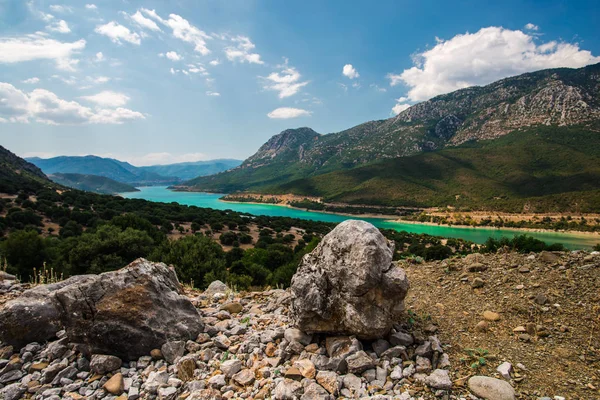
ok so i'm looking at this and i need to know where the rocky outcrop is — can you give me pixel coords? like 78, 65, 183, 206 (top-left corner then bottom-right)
0, 259, 204, 359
290, 220, 409, 339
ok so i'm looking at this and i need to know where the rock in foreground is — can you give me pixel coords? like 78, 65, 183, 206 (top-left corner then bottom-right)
290, 220, 409, 339
0, 258, 204, 359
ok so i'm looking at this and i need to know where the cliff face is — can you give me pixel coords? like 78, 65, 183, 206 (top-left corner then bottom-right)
187, 63, 600, 192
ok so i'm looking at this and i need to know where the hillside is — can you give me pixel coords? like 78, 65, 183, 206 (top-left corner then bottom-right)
277, 125, 600, 212
27, 155, 179, 186
139, 159, 241, 181
49, 173, 140, 195
0, 145, 55, 194
187, 63, 600, 194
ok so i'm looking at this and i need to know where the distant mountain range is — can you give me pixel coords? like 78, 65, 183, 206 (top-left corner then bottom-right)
49, 173, 139, 195
184, 63, 600, 212
26, 156, 242, 188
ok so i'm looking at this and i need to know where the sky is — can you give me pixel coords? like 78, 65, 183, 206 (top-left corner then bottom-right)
0, 0, 599, 166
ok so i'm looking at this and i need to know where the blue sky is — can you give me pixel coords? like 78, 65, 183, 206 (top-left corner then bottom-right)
1, 0, 599, 165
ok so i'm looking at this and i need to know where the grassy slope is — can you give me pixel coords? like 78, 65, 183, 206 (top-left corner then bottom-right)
276, 126, 600, 212
49, 173, 140, 194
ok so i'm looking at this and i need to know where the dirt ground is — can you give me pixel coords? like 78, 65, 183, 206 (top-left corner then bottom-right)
402, 251, 600, 399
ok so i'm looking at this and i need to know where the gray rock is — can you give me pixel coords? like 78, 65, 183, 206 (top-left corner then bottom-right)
290, 220, 409, 339
468, 376, 516, 400
0, 382, 27, 400
207, 374, 226, 389
221, 359, 242, 378
425, 369, 452, 390
496, 362, 512, 380
346, 350, 376, 374
158, 386, 178, 400
161, 341, 186, 364
90, 354, 122, 374
284, 328, 312, 346
301, 380, 332, 400
372, 339, 390, 357
389, 331, 413, 347
0, 369, 23, 384
273, 378, 303, 399
205, 280, 228, 295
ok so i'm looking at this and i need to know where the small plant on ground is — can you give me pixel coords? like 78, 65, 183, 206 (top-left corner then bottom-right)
461, 348, 495, 370
30, 262, 63, 285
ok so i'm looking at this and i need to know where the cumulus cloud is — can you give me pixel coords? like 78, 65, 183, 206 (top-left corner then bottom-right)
94, 52, 104, 62
387, 26, 600, 102
22, 77, 40, 84
224, 35, 263, 64
342, 64, 359, 79
130, 10, 161, 32
206, 91, 220, 96
0, 35, 85, 71
524, 23, 539, 31
209, 59, 220, 66
262, 63, 309, 98
80, 91, 130, 107
47, 20, 71, 34
141, 9, 211, 55
95, 22, 141, 45
85, 4, 97, 10
391, 103, 411, 115
267, 107, 312, 119
0, 82, 144, 125
165, 51, 182, 61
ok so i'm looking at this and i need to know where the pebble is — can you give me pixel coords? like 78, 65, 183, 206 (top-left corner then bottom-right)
483, 311, 501, 321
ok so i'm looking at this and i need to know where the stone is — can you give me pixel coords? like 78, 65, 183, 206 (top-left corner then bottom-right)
158, 386, 177, 399
467, 263, 488, 272
534, 293, 548, 305
416, 356, 432, 373
483, 311, 501, 321
346, 350, 376, 374
302, 380, 332, 400
177, 357, 196, 381
290, 220, 409, 339
150, 349, 163, 360
425, 369, 452, 390
468, 376, 516, 400
161, 341, 185, 364
220, 302, 243, 314
208, 374, 226, 389
205, 280, 228, 295
0, 259, 204, 360
103, 373, 124, 395
325, 336, 361, 359
232, 369, 255, 386
284, 328, 312, 346
539, 251, 560, 263
294, 358, 316, 379
371, 339, 390, 357
284, 366, 303, 381
273, 378, 303, 400
390, 365, 403, 380
476, 321, 489, 332
90, 354, 122, 374
0, 382, 27, 400
472, 277, 485, 288
265, 342, 277, 357
497, 362, 512, 380
220, 359, 242, 378
316, 370, 340, 395
389, 331, 413, 347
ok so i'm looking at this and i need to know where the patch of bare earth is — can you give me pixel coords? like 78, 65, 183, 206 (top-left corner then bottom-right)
404, 251, 600, 399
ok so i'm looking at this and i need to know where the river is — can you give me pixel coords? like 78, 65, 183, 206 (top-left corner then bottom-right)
121, 186, 599, 250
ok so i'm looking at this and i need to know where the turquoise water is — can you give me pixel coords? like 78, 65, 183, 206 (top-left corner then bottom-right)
122, 186, 599, 250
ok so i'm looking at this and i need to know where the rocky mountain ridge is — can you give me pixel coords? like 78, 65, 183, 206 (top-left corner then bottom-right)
187, 63, 600, 193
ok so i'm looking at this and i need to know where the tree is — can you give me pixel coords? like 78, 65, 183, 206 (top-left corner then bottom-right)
2, 230, 47, 278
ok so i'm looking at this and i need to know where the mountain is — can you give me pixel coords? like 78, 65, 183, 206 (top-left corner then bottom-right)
27, 156, 180, 186
139, 159, 241, 181
0, 145, 54, 194
277, 125, 600, 212
186, 63, 600, 194
48, 173, 140, 195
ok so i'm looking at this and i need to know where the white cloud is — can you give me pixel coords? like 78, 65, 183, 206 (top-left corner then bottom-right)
49, 5, 73, 14
170, 67, 176, 75
0, 35, 85, 71
391, 103, 411, 115
370, 84, 386, 92
94, 52, 104, 62
22, 77, 40, 84
47, 20, 70, 34
524, 23, 539, 31
142, 9, 211, 55
267, 107, 312, 119
95, 22, 141, 45
263, 64, 309, 98
80, 91, 130, 107
130, 10, 161, 32
187, 64, 208, 75
165, 51, 182, 61
0, 82, 144, 125
85, 4, 97, 10
342, 64, 359, 79
206, 91, 220, 96
88, 76, 110, 84
224, 35, 263, 64
209, 59, 220, 66
387, 26, 600, 102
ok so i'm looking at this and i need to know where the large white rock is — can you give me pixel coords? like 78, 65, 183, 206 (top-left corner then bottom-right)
468, 376, 516, 400
290, 220, 409, 339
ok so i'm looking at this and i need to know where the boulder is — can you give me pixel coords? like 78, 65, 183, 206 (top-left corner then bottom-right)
290, 220, 409, 339
468, 376, 516, 400
0, 259, 204, 359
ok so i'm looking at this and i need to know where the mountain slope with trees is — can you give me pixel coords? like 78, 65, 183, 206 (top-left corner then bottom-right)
49, 173, 140, 195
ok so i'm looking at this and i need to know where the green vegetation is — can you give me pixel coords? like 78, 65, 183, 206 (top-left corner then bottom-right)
49, 173, 140, 194
482, 235, 566, 253
277, 125, 600, 213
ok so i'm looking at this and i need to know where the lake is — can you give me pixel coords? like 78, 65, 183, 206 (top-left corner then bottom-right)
122, 186, 599, 250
